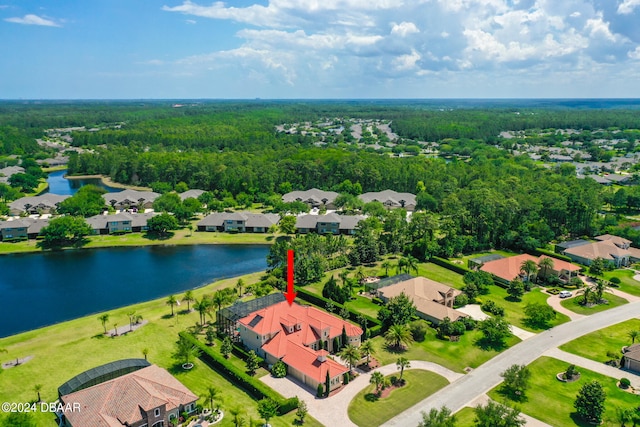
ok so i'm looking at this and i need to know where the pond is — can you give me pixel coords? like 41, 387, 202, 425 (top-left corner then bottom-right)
0, 244, 269, 338
45, 169, 122, 195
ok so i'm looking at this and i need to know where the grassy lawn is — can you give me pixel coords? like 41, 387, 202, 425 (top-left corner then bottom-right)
559, 292, 629, 315
601, 269, 640, 296
559, 318, 640, 363
347, 369, 449, 427
0, 271, 321, 427
487, 356, 640, 427
454, 407, 477, 426
452, 250, 519, 269
478, 287, 571, 332
418, 262, 466, 289
370, 321, 521, 373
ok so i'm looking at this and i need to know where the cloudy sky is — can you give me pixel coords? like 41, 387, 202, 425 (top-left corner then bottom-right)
1, 0, 640, 99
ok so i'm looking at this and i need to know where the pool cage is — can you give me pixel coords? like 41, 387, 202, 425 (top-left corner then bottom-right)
216, 293, 285, 341
364, 273, 414, 294
58, 358, 150, 398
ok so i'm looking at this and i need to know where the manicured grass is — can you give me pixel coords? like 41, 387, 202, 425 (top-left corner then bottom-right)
345, 295, 380, 318
559, 292, 628, 315
487, 356, 640, 427
347, 369, 449, 427
478, 287, 571, 331
601, 269, 640, 296
0, 271, 321, 427
559, 318, 640, 363
418, 262, 466, 289
452, 250, 519, 269
370, 321, 521, 373
454, 407, 477, 426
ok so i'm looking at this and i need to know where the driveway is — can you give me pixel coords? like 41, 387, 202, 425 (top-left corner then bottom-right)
261, 360, 462, 427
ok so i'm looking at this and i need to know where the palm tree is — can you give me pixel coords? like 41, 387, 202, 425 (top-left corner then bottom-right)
396, 257, 408, 274
127, 310, 136, 332
173, 336, 201, 367
204, 386, 219, 410
577, 285, 594, 306
235, 279, 245, 297
592, 280, 612, 302
396, 357, 410, 382
359, 340, 375, 366
142, 348, 149, 361
112, 323, 118, 337
98, 313, 110, 334
355, 266, 366, 283
194, 298, 211, 326
338, 345, 361, 372
629, 330, 640, 345
230, 407, 245, 427
182, 290, 195, 312
166, 294, 177, 317
339, 270, 350, 287
381, 260, 392, 277
370, 371, 385, 395
405, 255, 419, 275
384, 324, 414, 350
520, 260, 538, 283
537, 257, 555, 281
34, 384, 42, 402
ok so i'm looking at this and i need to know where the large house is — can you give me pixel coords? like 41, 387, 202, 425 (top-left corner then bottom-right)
103, 189, 160, 210
197, 212, 279, 233
179, 189, 205, 201
58, 361, 198, 427
561, 235, 639, 267
85, 212, 157, 235
622, 344, 640, 374
282, 189, 339, 209
0, 217, 51, 240
8, 194, 70, 215
377, 276, 467, 325
295, 213, 364, 235
0, 165, 25, 184
238, 300, 362, 392
358, 190, 417, 211
478, 254, 581, 284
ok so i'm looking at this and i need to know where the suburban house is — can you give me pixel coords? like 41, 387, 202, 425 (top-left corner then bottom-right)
0, 165, 25, 184
377, 276, 467, 325
8, 194, 70, 215
58, 361, 198, 427
85, 212, 157, 235
103, 189, 160, 210
0, 218, 52, 241
561, 237, 634, 267
197, 212, 279, 233
295, 213, 365, 235
358, 190, 417, 211
179, 189, 206, 200
622, 344, 640, 374
238, 300, 362, 392
478, 253, 581, 284
282, 188, 339, 209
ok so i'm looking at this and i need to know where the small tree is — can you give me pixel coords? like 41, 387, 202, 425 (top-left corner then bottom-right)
257, 398, 279, 426
507, 279, 525, 300
245, 350, 259, 375
316, 384, 324, 398
325, 371, 331, 397
182, 290, 195, 312
396, 357, 410, 383
142, 348, 149, 361
384, 324, 414, 349
474, 401, 525, 427
523, 303, 557, 329
166, 294, 177, 317
296, 399, 308, 424
564, 364, 578, 380
418, 406, 456, 427
205, 386, 219, 411
500, 364, 531, 400
98, 313, 109, 334
628, 330, 640, 344
574, 380, 606, 424
205, 326, 216, 346
359, 340, 375, 366
236, 279, 245, 296
370, 371, 385, 396
478, 317, 511, 347
271, 360, 287, 378
34, 384, 42, 402
339, 344, 361, 372
173, 336, 201, 367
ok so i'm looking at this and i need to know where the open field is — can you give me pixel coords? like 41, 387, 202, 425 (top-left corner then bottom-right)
0, 270, 323, 426
488, 356, 640, 427
347, 369, 449, 427
560, 292, 629, 315
559, 318, 640, 363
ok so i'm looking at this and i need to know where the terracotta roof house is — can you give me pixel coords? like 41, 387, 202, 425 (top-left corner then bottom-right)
358, 190, 417, 211
197, 212, 279, 233
295, 214, 365, 235
622, 344, 640, 374
562, 240, 631, 268
377, 276, 466, 325
59, 363, 198, 427
479, 254, 581, 284
282, 189, 339, 209
179, 189, 205, 201
8, 194, 70, 215
238, 301, 362, 393
103, 190, 160, 210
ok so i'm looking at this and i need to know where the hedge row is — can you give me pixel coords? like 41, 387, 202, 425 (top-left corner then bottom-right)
178, 332, 298, 415
533, 248, 573, 262
430, 256, 471, 275
295, 287, 381, 330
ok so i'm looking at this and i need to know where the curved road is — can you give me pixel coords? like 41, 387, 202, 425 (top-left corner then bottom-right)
382, 300, 640, 427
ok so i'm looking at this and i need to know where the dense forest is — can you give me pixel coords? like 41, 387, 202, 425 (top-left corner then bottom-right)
2, 100, 640, 254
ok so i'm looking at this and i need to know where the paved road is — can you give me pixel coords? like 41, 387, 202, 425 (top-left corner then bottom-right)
382, 300, 640, 427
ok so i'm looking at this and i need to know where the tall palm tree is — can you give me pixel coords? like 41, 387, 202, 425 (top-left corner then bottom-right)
338, 344, 361, 372
592, 280, 612, 302
537, 257, 555, 281
405, 255, 419, 275
34, 384, 42, 402
396, 357, 411, 381
173, 336, 201, 366
194, 298, 211, 326
629, 330, 640, 344
235, 279, 245, 297
384, 324, 414, 350
182, 290, 195, 312
355, 266, 366, 283
381, 260, 392, 277
204, 386, 219, 410
166, 294, 177, 317
142, 348, 149, 361
520, 260, 538, 283
577, 285, 594, 306
370, 371, 385, 395
359, 340, 375, 366
98, 313, 110, 334
396, 257, 408, 274
339, 270, 350, 287
127, 310, 136, 332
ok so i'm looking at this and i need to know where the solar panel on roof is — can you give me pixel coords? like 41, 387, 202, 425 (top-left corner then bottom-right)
248, 314, 263, 328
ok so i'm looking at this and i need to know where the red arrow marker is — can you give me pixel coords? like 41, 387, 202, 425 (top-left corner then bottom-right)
284, 249, 296, 306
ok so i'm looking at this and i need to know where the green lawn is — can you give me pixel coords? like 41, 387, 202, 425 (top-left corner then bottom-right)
487, 356, 640, 427
478, 287, 571, 331
370, 321, 521, 373
0, 270, 321, 427
347, 369, 449, 427
559, 318, 640, 363
559, 292, 629, 315
418, 262, 466, 289
454, 407, 477, 426
452, 250, 519, 270
601, 269, 640, 296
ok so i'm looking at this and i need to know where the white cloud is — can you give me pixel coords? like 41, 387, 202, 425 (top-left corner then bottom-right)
629, 46, 640, 59
585, 15, 616, 42
5, 14, 61, 27
393, 49, 420, 70
390, 21, 419, 37
618, 0, 640, 14
185, 19, 196, 24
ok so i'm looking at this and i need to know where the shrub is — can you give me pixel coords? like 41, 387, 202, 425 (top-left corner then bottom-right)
481, 300, 505, 317
317, 384, 324, 398
460, 316, 477, 331
409, 321, 427, 342
610, 277, 621, 284
453, 293, 468, 308
565, 364, 578, 380
547, 288, 561, 295
343, 372, 350, 385
450, 321, 467, 337
272, 360, 287, 378
620, 378, 631, 389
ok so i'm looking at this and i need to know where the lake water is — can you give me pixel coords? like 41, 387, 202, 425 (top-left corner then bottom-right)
46, 169, 122, 195
0, 244, 269, 338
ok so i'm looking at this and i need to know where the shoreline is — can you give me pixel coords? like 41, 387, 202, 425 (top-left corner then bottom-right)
65, 173, 153, 191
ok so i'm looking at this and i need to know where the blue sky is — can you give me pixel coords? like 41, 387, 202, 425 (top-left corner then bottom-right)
2, 0, 640, 99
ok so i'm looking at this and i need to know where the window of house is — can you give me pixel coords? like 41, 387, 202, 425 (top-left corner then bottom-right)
154, 408, 160, 417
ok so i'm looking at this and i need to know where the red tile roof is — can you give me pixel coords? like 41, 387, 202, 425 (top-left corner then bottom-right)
61, 365, 197, 427
282, 341, 348, 383
480, 254, 580, 282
